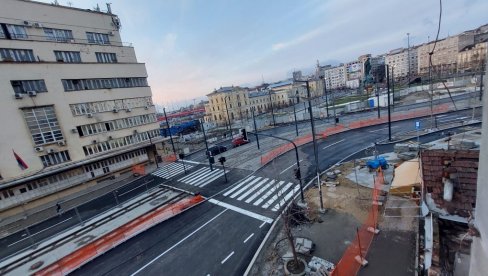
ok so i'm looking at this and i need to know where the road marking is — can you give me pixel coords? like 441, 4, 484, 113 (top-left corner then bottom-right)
253, 181, 285, 206
8, 217, 73, 247
181, 160, 201, 164
368, 126, 399, 133
322, 139, 345, 150
221, 251, 234, 264
229, 177, 262, 199
208, 199, 273, 224
279, 159, 303, 174
237, 178, 268, 201
243, 233, 254, 243
130, 209, 227, 276
259, 221, 267, 228
245, 180, 275, 204
272, 186, 300, 211
118, 183, 144, 196
261, 183, 293, 209
223, 176, 256, 196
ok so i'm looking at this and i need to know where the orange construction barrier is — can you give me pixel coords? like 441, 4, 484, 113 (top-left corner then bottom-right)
131, 164, 146, 176
35, 195, 204, 276
163, 154, 177, 162
330, 171, 383, 276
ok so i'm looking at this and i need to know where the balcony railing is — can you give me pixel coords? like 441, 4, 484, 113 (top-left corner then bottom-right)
0, 34, 133, 47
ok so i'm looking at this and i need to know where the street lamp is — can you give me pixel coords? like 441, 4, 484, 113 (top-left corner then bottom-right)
294, 79, 324, 212
267, 89, 276, 126
320, 76, 330, 117
386, 65, 392, 141
223, 95, 233, 138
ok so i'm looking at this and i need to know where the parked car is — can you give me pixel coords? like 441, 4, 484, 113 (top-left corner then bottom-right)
232, 136, 250, 147
206, 145, 227, 157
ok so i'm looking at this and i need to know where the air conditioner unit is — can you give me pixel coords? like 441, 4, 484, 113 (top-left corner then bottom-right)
15, 93, 23, 99
27, 91, 37, 97
92, 140, 98, 144
71, 128, 78, 133
23, 20, 31, 26
144, 106, 149, 110
108, 136, 113, 140
108, 31, 115, 36
57, 140, 66, 146
133, 129, 138, 134
126, 108, 132, 112
47, 148, 56, 154
87, 113, 93, 118
34, 146, 44, 152
33, 22, 43, 28
112, 108, 119, 113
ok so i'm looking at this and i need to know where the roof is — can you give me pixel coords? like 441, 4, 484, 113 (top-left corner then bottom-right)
268, 79, 293, 89
249, 90, 269, 98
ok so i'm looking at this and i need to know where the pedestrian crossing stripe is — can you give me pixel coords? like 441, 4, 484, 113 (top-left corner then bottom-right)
222, 176, 298, 212
177, 167, 225, 187
151, 163, 193, 179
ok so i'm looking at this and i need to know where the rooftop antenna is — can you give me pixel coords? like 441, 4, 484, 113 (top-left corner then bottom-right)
106, 3, 112, 14
67, 1, 72, 7
94, 4, 101, 11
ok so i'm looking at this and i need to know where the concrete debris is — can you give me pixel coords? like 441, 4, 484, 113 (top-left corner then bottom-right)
334, 169, 342, 175
281, 251, 294, 262
325, 181, 339, 187
308, 256, 335, 276
398, 152, 417, 161
295, 237, 314, 254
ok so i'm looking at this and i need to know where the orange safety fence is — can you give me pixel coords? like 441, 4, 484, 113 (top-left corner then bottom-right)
35, 194, 204, 276
131, 164, 146, 176
261, 103, 452, 166
330, 170, 384, 276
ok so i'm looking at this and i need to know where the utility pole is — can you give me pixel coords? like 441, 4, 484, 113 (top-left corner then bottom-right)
305, 81, 324, 212
224, 96, 233, 138
376, 88, 381, 119
251, 108, 260, 149
200, 119, 213, 171
163, 107, 177, 157
386, 65, 392, 141
293, 99, 299, 136
268, 89, 276, 126
391, 66, 395, 107
321, 77, 330, 117
407, 32, 411, 87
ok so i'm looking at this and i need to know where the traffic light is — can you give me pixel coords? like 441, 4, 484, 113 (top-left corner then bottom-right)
240, 128, 248, 141
178, 153, 185, 159
218, 156, 226, 165
294, 168, 301, 180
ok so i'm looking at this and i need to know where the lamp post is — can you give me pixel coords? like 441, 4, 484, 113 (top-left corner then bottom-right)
223, 95, 232, 138
163, 107, 177, 158
407, 32, 411, 87
295, 79, 324, 212
293, 94, 299, 136
320, 76, 330, 117
386, 65, 392, 141
268, 89, 276, 126
251, 107, 260, 149
200, 119, 213, 171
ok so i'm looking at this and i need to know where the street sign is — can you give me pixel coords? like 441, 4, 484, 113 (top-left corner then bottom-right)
415, 121, 420, 130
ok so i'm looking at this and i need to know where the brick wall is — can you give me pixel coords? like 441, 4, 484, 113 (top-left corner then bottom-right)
421, 149, 479, 217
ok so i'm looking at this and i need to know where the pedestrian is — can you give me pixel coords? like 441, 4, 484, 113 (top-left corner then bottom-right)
56, 203, 62, 215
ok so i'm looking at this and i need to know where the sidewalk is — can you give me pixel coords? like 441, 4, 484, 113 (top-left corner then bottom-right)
0, 184, 199, 275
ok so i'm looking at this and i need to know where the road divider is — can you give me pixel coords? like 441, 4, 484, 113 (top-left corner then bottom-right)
34, 194, 204, 276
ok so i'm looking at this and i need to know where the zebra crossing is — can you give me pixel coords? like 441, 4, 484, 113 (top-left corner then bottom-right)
222, 176, 299, 212
151, 163, 194, 179
177, 167, 226, 187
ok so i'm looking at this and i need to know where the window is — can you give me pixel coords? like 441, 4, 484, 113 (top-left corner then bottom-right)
22, 106, 64, 145
44, 28, 73, 42
54, 51, 81, 63
95, 52, 117, 63
62, 77, 148, 92
0, 27, 4, 38
6, 24, 27, 39
40, 150, 71, 167
82, 129, 159, 156
0, 48, 35, 62
86, 32, 110, 44
11, 80, 47, 94
69, 97, 152, 116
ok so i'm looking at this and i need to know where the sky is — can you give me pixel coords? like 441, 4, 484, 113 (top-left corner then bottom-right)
39, 0, 488, 110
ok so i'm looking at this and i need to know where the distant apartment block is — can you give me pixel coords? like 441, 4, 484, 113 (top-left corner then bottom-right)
0, 0, 162, 212
385, 47, 418, 82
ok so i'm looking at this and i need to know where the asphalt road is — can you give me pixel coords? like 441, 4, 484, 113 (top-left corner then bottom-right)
76, 108, 481, 275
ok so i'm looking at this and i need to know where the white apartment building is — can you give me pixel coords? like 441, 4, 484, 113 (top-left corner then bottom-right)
322, 64, 346, 89
0, 0, 162, 213
385, 47, 419, 82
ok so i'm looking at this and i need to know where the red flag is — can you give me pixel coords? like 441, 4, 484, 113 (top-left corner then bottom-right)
13, 150, 28, 170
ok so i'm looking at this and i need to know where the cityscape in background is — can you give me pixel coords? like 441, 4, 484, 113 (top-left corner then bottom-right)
0, 1, 487, 276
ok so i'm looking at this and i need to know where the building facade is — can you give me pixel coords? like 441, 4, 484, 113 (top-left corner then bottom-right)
457, 42, 487, 73
417, 33, 475, 76
321, 64, 347, 89
205, 86, 249, 126
0, 0, 161, 212
385, 47, 418, 82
